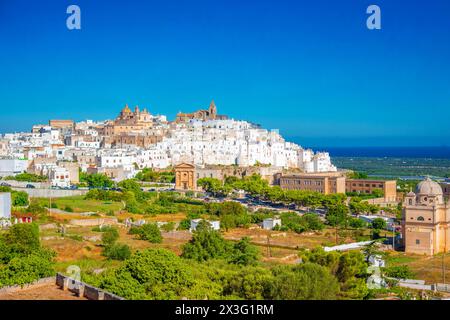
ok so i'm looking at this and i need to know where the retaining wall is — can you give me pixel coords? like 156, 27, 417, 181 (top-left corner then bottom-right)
56, 273, 124, 300
12, 187, 88, 198
0, 277, 54, 294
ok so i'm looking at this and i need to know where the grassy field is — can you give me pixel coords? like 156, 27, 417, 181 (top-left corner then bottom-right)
35, 196, 124, 214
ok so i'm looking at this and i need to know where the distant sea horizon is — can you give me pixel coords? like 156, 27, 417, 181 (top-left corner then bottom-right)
286, 143, 450, 159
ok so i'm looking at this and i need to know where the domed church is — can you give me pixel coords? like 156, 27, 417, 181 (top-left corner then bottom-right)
402, 177, 450, 255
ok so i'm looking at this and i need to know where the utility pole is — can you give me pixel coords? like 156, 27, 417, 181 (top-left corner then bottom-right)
392, 224, 395, 251
267, 235, 271, 257
335, 224, 338, 244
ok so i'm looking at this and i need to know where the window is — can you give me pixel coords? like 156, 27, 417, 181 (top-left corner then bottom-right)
417, 216, 425, 221
416, 239, 420, 245
408, 199, 413, 205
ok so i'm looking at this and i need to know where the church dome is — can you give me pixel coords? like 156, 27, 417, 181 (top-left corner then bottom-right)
415, 177, 443, 196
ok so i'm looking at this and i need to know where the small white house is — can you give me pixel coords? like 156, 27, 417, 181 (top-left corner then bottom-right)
190, 219, 220, 232
49, 166, 71, 188
0, 192, 11, 220
262, 218, 281, 230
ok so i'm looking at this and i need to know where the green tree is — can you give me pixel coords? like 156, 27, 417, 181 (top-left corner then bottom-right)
81, 173, 114, 188
229, 237, 259, 266
11, 191, 29, 206
104, 243, 132, 261
131, 223, 162, 243
0, 253, 55, 287
5, 223, 41, 256
118, 179, 143, 199
267, 263, 340, 300
326, 204, 349, 227
98, 249, 194, 299
181, 227, 231, 262
371, 218, 387, 230
224, 266, 273, 299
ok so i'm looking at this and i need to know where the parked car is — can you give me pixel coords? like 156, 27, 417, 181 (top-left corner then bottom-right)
0, 182, 11, 187
25, 184, 36, 189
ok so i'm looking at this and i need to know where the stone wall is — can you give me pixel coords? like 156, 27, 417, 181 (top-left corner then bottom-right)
0, 276, 55, 294
12, 187, 88, 198
56, 273, 124, 300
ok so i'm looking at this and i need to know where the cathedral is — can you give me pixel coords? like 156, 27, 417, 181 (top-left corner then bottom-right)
175, 100, 228, 123
402, 177, 450, 255
103, 105, 154, 136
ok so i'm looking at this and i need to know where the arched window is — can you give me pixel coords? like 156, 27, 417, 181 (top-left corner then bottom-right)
408, 199, 413, 205
417, 216, 425, 221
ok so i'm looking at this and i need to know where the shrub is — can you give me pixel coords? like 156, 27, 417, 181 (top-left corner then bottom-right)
267, 263, 340, 300
181, 228, 231, 262
12, 191, 29, 207
383, 265, 414, 280
101, 227, 120, 247
131, 223, 162, 243
160, 222, 175, 232
104, 243, 132, 261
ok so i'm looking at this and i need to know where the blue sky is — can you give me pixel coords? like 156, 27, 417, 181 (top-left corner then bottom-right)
0, 0, 449, 147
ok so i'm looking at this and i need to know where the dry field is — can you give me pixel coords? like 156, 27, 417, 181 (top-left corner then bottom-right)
0, 283, 86, 300
223, 227, 351, 250
386, 251, 450, 284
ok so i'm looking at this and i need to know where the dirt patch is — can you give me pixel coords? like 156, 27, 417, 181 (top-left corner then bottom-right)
223, 227, 340, 250
0, 283, 86, 300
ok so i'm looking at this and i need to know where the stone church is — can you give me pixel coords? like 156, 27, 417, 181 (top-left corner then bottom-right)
175, 100, 228, 123
402, 177, 450, 255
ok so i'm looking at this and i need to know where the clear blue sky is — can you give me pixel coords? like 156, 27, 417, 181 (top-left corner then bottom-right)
1, 0, 449, 147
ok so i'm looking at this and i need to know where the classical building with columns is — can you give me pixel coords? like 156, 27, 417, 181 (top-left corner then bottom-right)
402, 177, 450, 255
174, 163, 196, 190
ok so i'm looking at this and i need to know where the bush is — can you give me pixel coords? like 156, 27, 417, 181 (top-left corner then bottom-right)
64, 206, 74, 213
27, 201, 47, 215
181, 228, 231, 262
160, 222, 175, 232
229, 237, 259, 266
104, 243, 132, 261
0, 224, 55, 288
98, 249, 193, 299
12, 191, 29, 206
102, 227, 120, 247
267, 263, 340, 300
383, 265, 414, 280
0, 253, 55, 287
130, 223, 162, 243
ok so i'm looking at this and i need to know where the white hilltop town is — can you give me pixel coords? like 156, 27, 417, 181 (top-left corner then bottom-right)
0, 100, 337, 186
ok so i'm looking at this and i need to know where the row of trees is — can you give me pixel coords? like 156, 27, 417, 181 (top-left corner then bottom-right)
198, 175, 349, 209
134, 168, 175, 183
2, 173, 47, 182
